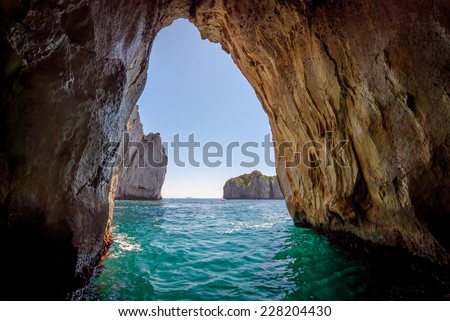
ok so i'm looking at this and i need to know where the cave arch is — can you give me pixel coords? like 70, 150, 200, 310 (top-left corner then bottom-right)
1, 0, 449, 298
128, 18, 276, 199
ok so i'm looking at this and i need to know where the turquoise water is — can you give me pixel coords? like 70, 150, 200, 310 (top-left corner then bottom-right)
78, 199, 446, 300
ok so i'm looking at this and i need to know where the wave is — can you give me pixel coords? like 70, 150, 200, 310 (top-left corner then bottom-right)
110, 232, 142, 258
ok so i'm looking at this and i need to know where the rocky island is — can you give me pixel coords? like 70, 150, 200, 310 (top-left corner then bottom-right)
114, 106, 167, 200
223, 171, 283, 199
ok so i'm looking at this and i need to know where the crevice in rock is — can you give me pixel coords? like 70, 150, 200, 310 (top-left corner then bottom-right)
189, 0, 203, 18
405, 93, 417, 115
350, 142, 372, 218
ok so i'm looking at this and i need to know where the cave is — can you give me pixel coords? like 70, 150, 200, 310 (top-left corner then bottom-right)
1, 0, 449, 299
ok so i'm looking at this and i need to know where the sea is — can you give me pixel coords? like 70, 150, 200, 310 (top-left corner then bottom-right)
77, 199, 448, 300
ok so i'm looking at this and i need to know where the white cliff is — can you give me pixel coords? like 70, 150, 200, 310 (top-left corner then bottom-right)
115, 106, 167, 200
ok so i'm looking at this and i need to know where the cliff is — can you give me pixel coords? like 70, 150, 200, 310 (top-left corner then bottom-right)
223, 171, 283, 199
114, 106, 167, 200
1, 0, 449, 298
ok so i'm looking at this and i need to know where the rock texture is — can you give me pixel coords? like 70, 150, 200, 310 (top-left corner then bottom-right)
0, 0, 449, 298
115, 106, 167, 200
223, 171, 283, 199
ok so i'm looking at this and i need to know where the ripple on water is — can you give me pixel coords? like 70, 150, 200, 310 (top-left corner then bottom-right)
78, 199, 446, 300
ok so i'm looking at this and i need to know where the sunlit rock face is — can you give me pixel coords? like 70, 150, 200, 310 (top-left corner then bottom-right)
192, 0, 450, 265
114, 106, 167, 200
0, 0, 449, 297
223, 171, 283, 199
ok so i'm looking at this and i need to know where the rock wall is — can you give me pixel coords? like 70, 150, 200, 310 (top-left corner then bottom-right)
223, 171, 283, 199
191, 0, 450, 265
115, 106, 167, 200
0, 0, 449, 298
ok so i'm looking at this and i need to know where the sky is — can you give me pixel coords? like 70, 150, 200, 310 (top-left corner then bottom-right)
137, 19, 276, 198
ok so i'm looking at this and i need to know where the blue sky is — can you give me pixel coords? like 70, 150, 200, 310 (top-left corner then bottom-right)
137, 19, 275, 198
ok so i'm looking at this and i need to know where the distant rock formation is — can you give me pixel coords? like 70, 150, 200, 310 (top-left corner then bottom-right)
115, 106, 167, 200
223, 171, 283, 199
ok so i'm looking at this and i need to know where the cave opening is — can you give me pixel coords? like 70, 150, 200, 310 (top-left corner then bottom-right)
114, 18, 278, 200
96, 18, 300, 301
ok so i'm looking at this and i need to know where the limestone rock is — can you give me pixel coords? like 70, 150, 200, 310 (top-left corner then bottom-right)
1, 0, 450, 298
223, 171, 283, 199
114, 106, 167, 200
192, 0, 450, 265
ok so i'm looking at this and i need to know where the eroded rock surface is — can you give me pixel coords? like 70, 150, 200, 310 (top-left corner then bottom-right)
223, 171, 283, 199
1, 0, 449, 298
192, 0, 450, 265
115, 106, 167, 200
